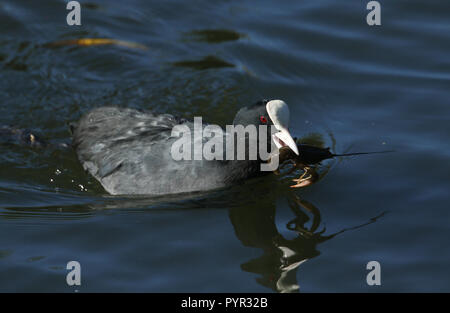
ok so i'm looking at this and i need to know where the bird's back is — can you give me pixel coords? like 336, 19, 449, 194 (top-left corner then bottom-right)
72, 107, 259, 195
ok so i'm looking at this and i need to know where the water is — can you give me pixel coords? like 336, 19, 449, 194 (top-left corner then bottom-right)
1, 0, 449, 292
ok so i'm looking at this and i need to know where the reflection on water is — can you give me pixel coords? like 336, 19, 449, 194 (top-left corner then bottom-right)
0, 184, 385, 293
230, 191, 385, 292
172, 55, 235, 70
183, 29, 245, 44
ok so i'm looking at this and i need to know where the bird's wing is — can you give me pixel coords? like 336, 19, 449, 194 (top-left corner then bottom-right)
72, 106, 184, 180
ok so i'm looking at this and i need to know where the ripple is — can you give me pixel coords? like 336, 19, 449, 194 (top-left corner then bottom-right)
172, 55, 234, 70
183, 29, 245, 44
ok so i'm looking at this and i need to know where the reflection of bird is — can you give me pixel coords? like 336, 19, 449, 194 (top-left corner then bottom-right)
229, 192, 385, 293
71, 100, 299, 195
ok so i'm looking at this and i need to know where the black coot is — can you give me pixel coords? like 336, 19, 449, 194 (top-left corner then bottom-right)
71, 99, 299, 195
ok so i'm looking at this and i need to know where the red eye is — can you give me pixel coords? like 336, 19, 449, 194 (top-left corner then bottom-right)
260, 116, 268, 124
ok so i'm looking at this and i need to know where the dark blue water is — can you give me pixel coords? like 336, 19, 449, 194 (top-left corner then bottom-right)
1, 0, 449, 292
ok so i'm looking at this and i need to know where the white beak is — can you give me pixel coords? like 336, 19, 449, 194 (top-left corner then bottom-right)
273, 128, 299, 155
266, 100, 299, 155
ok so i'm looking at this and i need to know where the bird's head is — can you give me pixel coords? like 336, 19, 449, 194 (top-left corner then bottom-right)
232, 99, 299, 156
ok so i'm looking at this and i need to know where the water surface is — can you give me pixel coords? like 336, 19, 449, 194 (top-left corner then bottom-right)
1, 0, 449, 292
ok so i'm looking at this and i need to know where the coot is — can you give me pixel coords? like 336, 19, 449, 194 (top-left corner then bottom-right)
71, 99, 299, 195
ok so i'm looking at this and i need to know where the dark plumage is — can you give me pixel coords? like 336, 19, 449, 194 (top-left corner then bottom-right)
71, 100, 297, 195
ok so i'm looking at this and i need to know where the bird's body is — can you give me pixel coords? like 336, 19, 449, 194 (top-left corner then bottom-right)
71, 105, 274, 195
